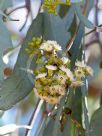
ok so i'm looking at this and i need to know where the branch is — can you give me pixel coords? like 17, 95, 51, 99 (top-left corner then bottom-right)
6, 5, 25, 15
85, 24, 102, 36
24, 99, 44, 136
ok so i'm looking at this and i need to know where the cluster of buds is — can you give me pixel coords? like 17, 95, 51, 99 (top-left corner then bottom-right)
26, 37, 93, 104
43, 0, 71, 15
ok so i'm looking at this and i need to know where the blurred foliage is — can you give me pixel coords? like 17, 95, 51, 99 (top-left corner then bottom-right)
0, 0, 102, 136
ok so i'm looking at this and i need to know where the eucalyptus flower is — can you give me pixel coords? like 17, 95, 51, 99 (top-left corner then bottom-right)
35, 73, 47, 79
52, 41, 62, 51
42, 96, 61, 104
43, 0, 71, 15
49, 85, 65, 95
26, 38, 93, 104
60, 65, 74, 81
55, 74, 68, 85
75, 61, 86, 68
71, 80, 84, 87
40, 40, 62, 52
75, 61, 93, 76
61, 57, 70, 64
75, 68, 85, 79
34, 87, 61, 104
45, 65, 57, 70
84, 66, 93, 76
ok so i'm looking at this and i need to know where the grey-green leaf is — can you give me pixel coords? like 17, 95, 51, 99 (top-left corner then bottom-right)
70, 23, 84, 67
43, 117, 72, 136
0, 19, 12, 80
74, 4, 94, 29
71, 87, 82, 124
62, 6, 75, 31
0, 14, 43, 110
43, 115, 82, 136
43, 12, 70, 51
90, 107, 102, 136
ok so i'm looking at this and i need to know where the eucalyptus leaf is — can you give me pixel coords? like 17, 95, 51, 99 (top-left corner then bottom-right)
63, 6, 75, 31
38, 96, 67, 136
58, 5, 70, 18
43, 12, 70, 51
86, 0, 94, 15
70, 23, 84, 67
70, 0, 94, 67
0, 19, 12, 81
68, 0, 94, 135
58, 5, 75, 32
42, 118, 55, 136
71, 87, 82, 124
70, 47, 83, 124
43, 114, 83, 136
52, 95, 67, 136
49, 90, 79, 136
38, 94, 69, 136
74, 4, 94, 29
90, 107, 102, 136
43, 117, 72, 136
0, 14, 43, 110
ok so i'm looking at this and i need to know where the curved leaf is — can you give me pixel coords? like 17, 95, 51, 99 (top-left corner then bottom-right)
71, 87, 82, 124
70, 23, 84, 67
70, 0, 94, 67
43, 114, 83, 136
63, 6, 75, 31
90, 107, 102, 136
86, 0, 94, 15
58, 5, 70, 18
74, 4, 94, 28
43, 12, 70, 51
0, 19, 12, 80
0, 14, 43, 110
43, 117, 72, 136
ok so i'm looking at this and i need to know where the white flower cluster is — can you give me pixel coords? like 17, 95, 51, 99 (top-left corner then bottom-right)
28, 39, 93, 104
40, 40, 62, 52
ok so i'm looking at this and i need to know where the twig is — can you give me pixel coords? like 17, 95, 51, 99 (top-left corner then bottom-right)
5, 0, 32, 31
24, 99, 44, 136
85, 24, 102, 36
19, 0, 31, 31
19, 11, 29, 31
6, 5, 25, 15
